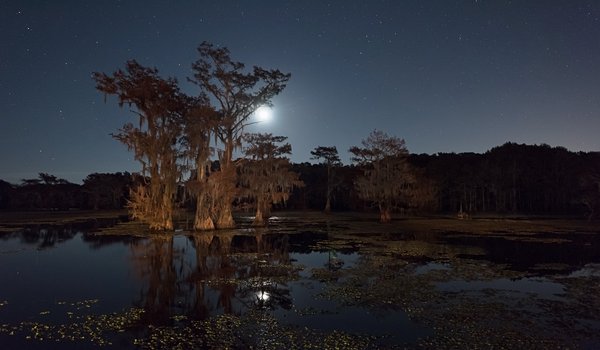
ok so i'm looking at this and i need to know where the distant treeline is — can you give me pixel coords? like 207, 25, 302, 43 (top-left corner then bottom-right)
290, 142, 600, 218
412, 143, 600, 216
0, 172, 133, 211
1, 143, 599, 218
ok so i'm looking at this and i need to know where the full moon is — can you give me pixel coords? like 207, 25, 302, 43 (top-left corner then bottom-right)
255, 106, 273, 122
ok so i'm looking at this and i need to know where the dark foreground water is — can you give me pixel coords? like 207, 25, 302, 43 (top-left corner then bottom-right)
0, 215, 599, 349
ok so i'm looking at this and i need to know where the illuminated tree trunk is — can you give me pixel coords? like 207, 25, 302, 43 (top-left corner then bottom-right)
128, 155, 176, 231
215, 159, 236, 229
252, 197, 271, 226
139, 150, 176, 230
181, 103, 217, 231
214, 136, 236, 229
194, 166, 214, 230
194, 195, 214, 230
253, 204, 265, 226
216, 187, 235, 228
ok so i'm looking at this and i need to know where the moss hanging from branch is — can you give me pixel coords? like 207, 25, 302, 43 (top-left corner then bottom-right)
93, 61, 186, 230
238, 133, 304, 226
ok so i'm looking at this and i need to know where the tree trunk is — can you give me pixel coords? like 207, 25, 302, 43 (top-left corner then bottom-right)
161, 190, 174, 230
194, 164, 215, 231
324, 196, 331, 213
195, 216, 214, 230
216, 204, 235, 228
194, 193, 215, 230
215, 138, 236, 228
252, 205, 265, 226
212, 166, 236, 229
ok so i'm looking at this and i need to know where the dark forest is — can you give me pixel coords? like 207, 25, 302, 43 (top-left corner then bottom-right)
1, 142, 598, 219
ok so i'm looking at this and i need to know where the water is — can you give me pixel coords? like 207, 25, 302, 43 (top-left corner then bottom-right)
0, 217, 599, 348
436, 277, 566, 301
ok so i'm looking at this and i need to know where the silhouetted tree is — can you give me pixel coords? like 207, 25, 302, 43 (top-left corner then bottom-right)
16, 178, 43, 208
0, 180, 14, 210
20, 178, 42, 186
189, 42, 291, 228
39, 173, 57, 185
83, 172, 132, 210
349, 130, 414, 222
14, 173, 79, 210
239, 133, 303, 226
310, 146, 341, 213
287, 163, 323, 210
93, 61, 186, 230
20, 173, 68, 186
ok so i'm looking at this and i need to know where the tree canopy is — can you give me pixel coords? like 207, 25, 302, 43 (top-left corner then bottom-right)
92, 43, 292, 231
93, 60, 188, 230
188, 41, 292, 228
350, 130, 414, 222
239, 133, 303, 226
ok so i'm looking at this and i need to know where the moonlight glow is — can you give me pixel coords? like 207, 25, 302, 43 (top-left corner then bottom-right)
255, 106, 273, 122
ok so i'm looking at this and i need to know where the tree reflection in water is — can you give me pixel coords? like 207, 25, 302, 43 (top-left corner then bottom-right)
129, 232, 297, 326
130, 234, 179, 325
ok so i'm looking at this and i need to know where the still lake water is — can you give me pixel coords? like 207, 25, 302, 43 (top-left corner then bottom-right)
0, 215, 599, 349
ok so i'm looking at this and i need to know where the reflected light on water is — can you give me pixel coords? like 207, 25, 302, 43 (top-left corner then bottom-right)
256, 290, 270, 302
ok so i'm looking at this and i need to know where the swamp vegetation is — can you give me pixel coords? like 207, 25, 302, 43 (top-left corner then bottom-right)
0, 212, 599, 349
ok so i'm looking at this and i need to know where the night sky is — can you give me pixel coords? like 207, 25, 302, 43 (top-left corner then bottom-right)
2, 1, 599, 184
